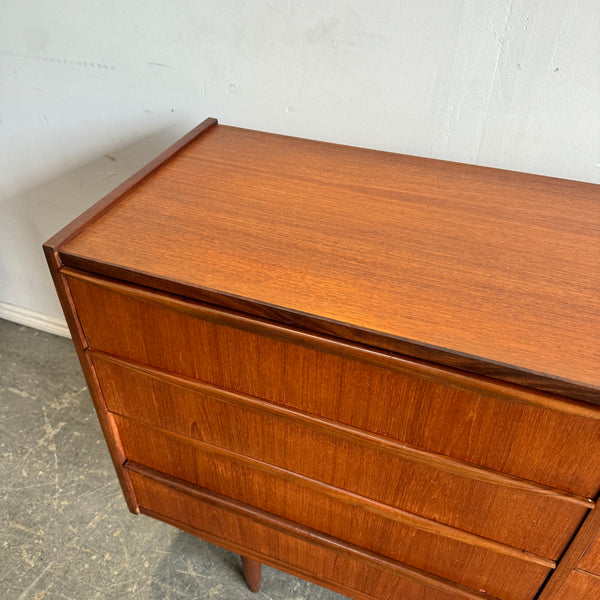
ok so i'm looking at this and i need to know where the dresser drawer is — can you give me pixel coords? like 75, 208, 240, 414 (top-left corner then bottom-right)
549, 569, 600, 600
578, 531, 600, 576
93, 352, 588, 560
118, 416, 549, 600
128, 467, 497, 600
67, 270, 600, 498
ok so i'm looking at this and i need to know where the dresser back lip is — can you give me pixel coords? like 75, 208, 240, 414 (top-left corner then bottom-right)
42, 117, 218, 260
60, 263, 600, 411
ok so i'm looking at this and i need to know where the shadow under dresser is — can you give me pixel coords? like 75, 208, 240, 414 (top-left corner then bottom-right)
44, 118, 600, 600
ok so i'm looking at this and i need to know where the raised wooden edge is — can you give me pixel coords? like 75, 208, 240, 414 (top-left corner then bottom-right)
126, 462, 501, 600
42, 248, 139, 512
42, 117, 218, 258
56, 253, 599, 405
114, 411, 556, 569
537, 495, 600, 599
92, 349, 594, 510
63, 267, 600, 419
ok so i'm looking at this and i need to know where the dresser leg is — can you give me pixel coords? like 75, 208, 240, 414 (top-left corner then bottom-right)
241, 555, 262, 592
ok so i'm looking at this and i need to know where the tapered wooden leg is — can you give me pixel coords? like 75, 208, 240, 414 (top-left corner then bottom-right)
241, 555, 262, 593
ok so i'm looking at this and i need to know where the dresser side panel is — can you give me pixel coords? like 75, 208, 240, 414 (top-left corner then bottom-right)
43, 247, 138, 512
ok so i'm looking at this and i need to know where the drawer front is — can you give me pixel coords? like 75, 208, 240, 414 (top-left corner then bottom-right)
68, 271, 600, 498
94, 352, 588, 560
128, 469, 493, 600
116, 415, 549, 600
551, 569, 600, 600
578, 531, 600, 576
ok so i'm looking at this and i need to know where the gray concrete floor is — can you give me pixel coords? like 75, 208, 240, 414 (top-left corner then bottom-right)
0, 319, 345, 600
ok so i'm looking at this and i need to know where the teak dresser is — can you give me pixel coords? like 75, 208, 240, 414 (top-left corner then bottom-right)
45, 118, 600, 600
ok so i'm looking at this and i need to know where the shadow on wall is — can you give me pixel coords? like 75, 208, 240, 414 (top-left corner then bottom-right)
0, 123, 192, 319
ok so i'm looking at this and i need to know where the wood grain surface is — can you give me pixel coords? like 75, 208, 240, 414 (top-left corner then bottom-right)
92, 351, 589, 560
537, 498, 600, 599
41, 250, 139, 513
547, 569, 600, 600
66, 272, 600, 498
44, 122, 600, 600
578, 531, 600, 575
57, 123, 600, 401
43, 118, 217, 254
128, 466, 507, 600
116, 415, 550, 600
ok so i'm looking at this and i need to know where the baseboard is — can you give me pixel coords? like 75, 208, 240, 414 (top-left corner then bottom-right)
0, 302, 70, 338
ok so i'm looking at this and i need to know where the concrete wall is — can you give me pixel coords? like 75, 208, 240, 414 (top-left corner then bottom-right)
1, 1, 598, 334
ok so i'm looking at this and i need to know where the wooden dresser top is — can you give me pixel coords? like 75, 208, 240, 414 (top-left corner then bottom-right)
53, 119, 599, 402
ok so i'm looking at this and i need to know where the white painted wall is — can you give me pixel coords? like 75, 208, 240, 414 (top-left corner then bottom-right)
1, 1, 598, 334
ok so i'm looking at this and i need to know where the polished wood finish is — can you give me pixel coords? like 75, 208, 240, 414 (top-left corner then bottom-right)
66, 272, 600, 498
579, 531, 600, 575
91, 352, 589, 559
43, 118, 217, 253
537, 502, 600, 599
115, 415, 550, 600
240, 556, 262, 593
41, 117, 217, 512
61, 269, 599, 419
127, 465, 498, 600
45, 121, 600, 600
548, 570, 600, 600
58, 125, 599, 402
41, 260, 138, 513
